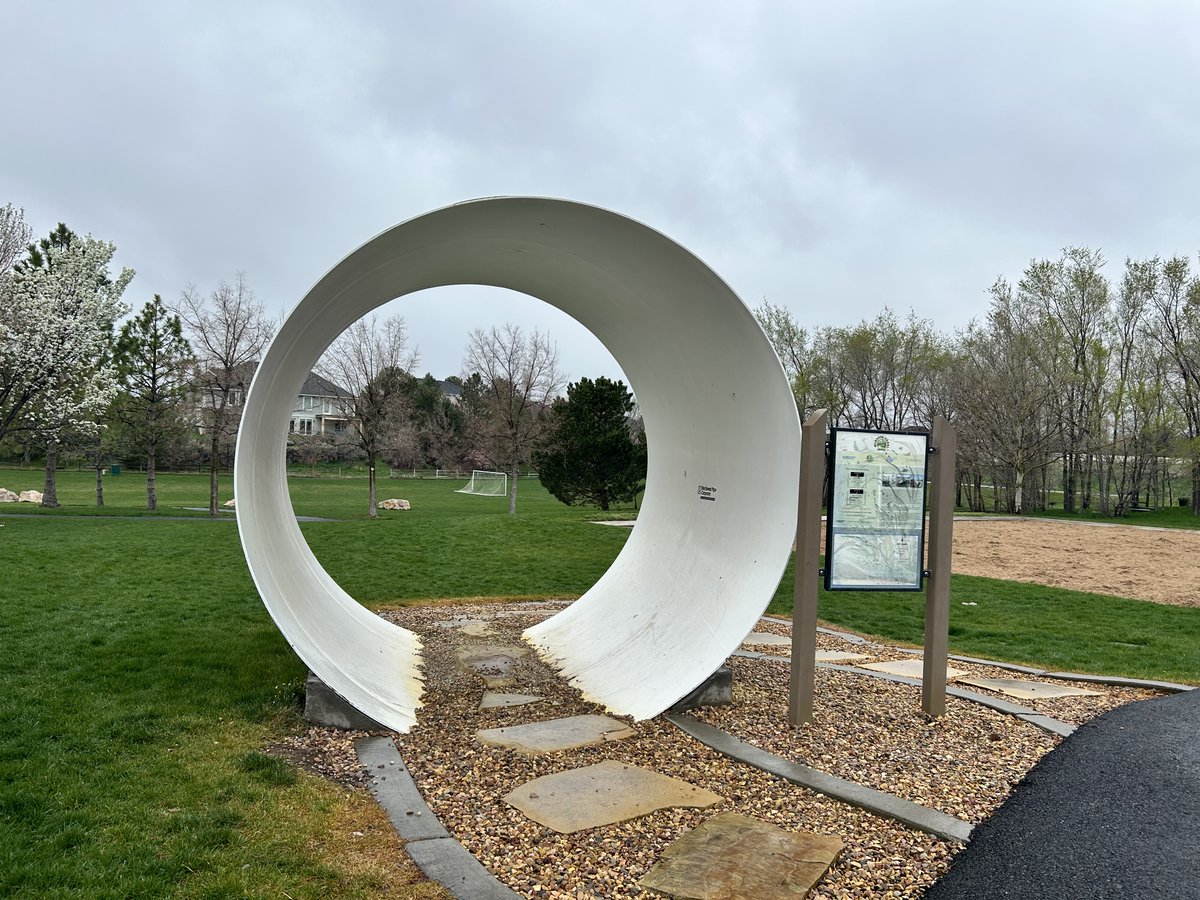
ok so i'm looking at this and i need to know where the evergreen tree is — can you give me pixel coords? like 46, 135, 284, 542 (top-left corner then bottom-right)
534, 376, 646, 511
114, 295, 194, 509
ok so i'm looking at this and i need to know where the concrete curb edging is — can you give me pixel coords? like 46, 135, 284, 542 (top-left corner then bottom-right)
811, 624, 1195, 696
1040, 671, 1195, 693
820, 664, 1079, 738
665, 713, 974, 844
354, 736, 519, 899
730, 651, 1080, 738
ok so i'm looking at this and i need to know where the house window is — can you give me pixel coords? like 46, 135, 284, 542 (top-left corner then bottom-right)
289, 419, 296, 433
296, 419, 314, 436
323, 398, 333, 414
333, 421, 347, 433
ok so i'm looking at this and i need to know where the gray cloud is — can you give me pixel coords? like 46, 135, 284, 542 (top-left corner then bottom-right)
3, 0, 1197, 383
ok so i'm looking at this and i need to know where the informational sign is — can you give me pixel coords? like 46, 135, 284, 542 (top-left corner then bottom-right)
825, 428, 929, 591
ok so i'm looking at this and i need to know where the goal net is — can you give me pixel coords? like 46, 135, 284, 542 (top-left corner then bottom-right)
455, 470, 508, 497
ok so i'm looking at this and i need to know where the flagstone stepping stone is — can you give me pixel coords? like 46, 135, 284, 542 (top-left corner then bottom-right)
491, 607, 556, 618
458, 621, 495, 637
435, 618, 495, 637
639, 811, 843, 899
742, 632, 791, 647
815, 649, 870, 663
505, 760, 721, 833
957, 676, 1102, 700
479, 692, 545, 710
859, 659, 968, 681
477, 714, 635, 754
455, 645, 528, 688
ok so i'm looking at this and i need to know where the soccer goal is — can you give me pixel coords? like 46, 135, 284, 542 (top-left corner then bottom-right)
455, 470, 508, 497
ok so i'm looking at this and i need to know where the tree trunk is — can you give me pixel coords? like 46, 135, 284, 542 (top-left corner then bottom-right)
1102, 451, 1116, 516
508, 459, 519, 515
367, 457, 377, 518
209, 432, 220, 516
42, 437, 60, 508
1082, 454, 1094, 511
147, 434, 158, 511
1013, 468, 1025, 514
1063, 453, 1077, 513
1193, 459, 1200, 516
94, 427, 104, 507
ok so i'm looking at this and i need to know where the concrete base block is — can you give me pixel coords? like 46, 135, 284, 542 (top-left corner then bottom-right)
305, 672, 386, 731
670, 667, 733, 713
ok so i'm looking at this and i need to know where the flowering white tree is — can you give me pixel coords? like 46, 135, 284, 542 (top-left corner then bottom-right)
0, 203, 35, 433
0, 203, 32, 278
1, 227, 133, 506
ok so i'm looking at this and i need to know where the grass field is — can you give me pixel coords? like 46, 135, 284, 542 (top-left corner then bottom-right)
765, 563, 1199, 684
1, 468, 1196, 896
1030, 503, 1200, 531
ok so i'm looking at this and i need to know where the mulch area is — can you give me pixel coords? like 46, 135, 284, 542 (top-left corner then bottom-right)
271, 601, 1167, 898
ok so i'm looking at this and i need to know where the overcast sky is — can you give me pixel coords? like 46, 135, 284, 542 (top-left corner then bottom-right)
4, 1, 1198, 385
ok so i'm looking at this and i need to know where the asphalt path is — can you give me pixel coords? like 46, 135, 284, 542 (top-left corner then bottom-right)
925, 688, 1200, 899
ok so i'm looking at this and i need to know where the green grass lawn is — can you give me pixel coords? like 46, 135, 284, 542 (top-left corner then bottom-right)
765, 559, 1199, 685
0, 466, 239, 517
1, 468, 1196, 896
0, 517, 430, 898
1029, 503, 1200, 531
0, 471, 633, 898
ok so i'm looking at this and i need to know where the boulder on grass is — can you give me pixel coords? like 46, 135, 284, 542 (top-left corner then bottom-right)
0, 488, 17, 503
18, 490, 43, 504
379, 498, 411, 510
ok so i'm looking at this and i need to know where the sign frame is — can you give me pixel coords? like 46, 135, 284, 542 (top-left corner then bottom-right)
824, 427, 931, 592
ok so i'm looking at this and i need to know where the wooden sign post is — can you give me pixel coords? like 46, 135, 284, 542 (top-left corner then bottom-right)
788, 409, 828, 726
921, 415, 956, 717
788, 413, 956, 724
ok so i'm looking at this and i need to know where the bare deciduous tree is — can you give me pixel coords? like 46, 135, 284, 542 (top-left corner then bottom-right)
319, 314, 418, 517
463, 323, 564, 514
955, 278, 1063, 514
754, 299, 810, 411
1148, 255, 1200, 513
1020, 247, 1111, 512
177, 273, 274, 516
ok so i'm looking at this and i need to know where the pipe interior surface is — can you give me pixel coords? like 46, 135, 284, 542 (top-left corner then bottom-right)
234, 197, 801, 730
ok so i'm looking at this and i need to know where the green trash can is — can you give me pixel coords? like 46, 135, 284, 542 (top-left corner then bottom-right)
110, 464, 121, 476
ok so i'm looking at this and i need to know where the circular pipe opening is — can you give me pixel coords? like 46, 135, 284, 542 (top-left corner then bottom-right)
234, 197, 800, 730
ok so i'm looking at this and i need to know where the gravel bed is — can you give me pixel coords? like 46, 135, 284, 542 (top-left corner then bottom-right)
752, 617, 1161, 726
278, 602, 1165, 898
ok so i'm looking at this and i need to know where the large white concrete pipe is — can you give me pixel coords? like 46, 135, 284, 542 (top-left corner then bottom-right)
234, 197, 801, 731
